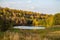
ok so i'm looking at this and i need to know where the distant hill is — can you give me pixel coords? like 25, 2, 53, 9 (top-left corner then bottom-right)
0, 7, 53, 26
0, 7, 60, 27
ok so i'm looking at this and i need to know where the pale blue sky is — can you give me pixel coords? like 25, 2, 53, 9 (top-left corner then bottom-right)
0, 0, 60, 14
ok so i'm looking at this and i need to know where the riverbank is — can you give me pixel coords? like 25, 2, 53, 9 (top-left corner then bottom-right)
0, 26, 60, 40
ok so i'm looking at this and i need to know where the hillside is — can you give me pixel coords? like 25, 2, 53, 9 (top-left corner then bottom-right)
0, 7, 60, 31
0, 7, 54, 26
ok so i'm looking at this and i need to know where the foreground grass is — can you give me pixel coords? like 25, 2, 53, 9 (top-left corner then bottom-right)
0, 26, 60, 40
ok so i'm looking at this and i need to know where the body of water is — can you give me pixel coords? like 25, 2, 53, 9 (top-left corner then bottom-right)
14, 26, 45, 29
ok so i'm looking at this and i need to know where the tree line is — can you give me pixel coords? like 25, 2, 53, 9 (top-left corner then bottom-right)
0, 7, 60, 31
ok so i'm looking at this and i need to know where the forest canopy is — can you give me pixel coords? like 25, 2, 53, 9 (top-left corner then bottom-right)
0, 7, 60, 31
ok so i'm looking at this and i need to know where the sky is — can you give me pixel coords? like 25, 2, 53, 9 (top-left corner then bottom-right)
0, 0, 60, 14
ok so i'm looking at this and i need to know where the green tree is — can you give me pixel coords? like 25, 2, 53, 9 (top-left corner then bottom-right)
54, 13, 60, 25
0, 17, 13, 31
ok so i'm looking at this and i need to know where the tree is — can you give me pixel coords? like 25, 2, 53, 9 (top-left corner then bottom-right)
32, 19, 39, 26
0, 17, 13, 31
54, 13, 60, 25
26, 19, 32, 26
46, 15, 54, 27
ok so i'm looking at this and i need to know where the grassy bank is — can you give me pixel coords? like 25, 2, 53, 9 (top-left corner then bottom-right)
0, 26, 60, 40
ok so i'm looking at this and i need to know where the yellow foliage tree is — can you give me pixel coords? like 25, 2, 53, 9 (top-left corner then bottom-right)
46, 15, 54, 27
32, 19, 39, 26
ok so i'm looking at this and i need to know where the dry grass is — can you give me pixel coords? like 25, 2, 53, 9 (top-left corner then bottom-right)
0, 29, 60, 40
0, 30, 44, 40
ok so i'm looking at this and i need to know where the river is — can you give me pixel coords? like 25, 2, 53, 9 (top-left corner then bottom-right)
14, 26, 45, 29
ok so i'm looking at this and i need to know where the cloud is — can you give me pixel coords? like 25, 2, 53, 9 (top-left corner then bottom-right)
0, 0, 60, 14
27, 0, 32, 3
30, 6, 35, 10
0, 1, 23, 7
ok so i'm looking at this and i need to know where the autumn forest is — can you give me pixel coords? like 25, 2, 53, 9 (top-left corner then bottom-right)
0, 7, 60, 30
